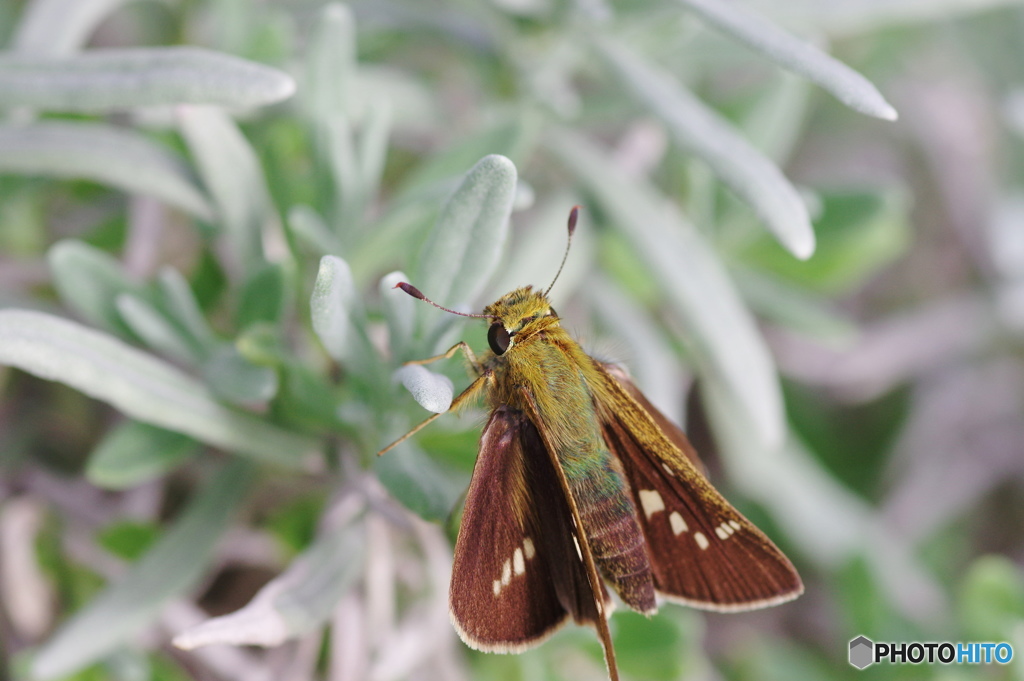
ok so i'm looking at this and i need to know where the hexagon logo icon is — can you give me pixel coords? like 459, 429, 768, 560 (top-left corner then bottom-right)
849, 636, 874, 669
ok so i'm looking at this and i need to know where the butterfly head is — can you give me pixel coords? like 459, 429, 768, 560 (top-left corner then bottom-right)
481, 287, 559, 355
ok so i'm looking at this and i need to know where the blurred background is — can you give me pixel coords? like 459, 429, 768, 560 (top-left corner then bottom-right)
1, 0, 1023, 680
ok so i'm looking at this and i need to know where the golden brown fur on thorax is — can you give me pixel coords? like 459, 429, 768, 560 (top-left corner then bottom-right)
479, 286, 602, 437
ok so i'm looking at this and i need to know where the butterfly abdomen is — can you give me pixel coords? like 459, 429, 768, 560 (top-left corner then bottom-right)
568, 450, 657, 614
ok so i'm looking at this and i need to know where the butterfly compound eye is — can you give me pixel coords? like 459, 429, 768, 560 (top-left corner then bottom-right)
487, 322, 511, 355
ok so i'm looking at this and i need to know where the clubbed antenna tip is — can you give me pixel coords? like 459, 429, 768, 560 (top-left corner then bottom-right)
544, 205, 581, 297
395, 282, 426, 300
394, 282, 490, 319
567, 204, 580, 237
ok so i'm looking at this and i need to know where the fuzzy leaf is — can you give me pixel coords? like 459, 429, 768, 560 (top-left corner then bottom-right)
174, 518, 364, 648
0, 47, 295, 111
677, 0, 897, 120
11, 0, 155, 57
414, 154, 517, 333
380, 271, 416, 362
0, 122, 214, 220
86, 421, 200, 490
201, 344, 279, 408
47, 240, 143, 336
310, 255, 361, 364
395, 365, 454, 414
178, 105, 273, 272
116, 294, 201, 365
373, 443, 467, 523
156, 267, 218, 355
303, 2, 357, 121
0, 309, 316, 466
595, 38, 815, 260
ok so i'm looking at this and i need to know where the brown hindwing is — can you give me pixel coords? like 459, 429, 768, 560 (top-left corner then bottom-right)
594, 363, 804, 611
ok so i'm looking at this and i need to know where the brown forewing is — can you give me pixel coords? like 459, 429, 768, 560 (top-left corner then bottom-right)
600, 363, 705, 473
594, 365, 804, 611
449, 406, 607, 653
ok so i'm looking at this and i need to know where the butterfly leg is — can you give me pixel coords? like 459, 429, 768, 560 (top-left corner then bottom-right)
401, 341, 483, 375
377, 371, 492, 456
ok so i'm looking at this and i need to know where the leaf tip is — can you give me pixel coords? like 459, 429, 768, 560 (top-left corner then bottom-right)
791, 233, 816, 261
396, 365, 453, 413
879, 102, 899, 122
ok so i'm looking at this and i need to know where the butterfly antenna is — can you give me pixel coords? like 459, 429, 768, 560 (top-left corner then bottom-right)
394, 282, 491, 318
544, 205, 580, 297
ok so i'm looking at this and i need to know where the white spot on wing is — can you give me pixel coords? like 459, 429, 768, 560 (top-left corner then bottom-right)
715, 525, 728, 539
523, 537, 536, 559
669, 511, 688, 535
694, 532, 709, 550
729, 520, 741, 531
501, 559, 512, 585
639, 489, 665, 519
513, 548, 525, 575
493, 580, 501, 596
572, 534, 583, 561
662, 463, 676, 477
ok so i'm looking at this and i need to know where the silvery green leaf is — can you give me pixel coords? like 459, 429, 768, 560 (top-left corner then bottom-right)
173, 518, 364, 648
988, 195, 1024, 278
178, 105, 272, 272
587, 276, 685, 421
310, 255, 361, 364
550, 130, 785, 448
732, 267, 857, 341
373, 443, 467, 522
0, 309, 316, 466
0, 47, 295, 111
595, 38, 815, 260
48, 240, 143, 336
303, 2, 356, 121
414, 154, 517, 333
348, 119, 535, 281
236, 263, 287, 328
740, 71, 812, 165
677, 0, 897, 121
485, 196, 594, 303
31, 461, 253, 680
288, 204, 340, 255
86, 421, 200, 490
358, 100, 392, 202
0, 123, 214, 221
356, 64, 435, 130
395, 365, 453, 414
744, 0, 1020, 36
381, 271, 416, 361
324, 115, 360, 231
396, 119, 534, 202
201, 344, 279, 408
348, 201, 435, 283
1006, 89, 1024, 140
11, 0, 147, 57
116, 294, 201, 365
157, 267, 217, 355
